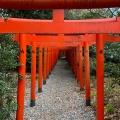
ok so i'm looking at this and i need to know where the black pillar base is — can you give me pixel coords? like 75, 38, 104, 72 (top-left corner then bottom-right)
80, 88, 84, 91
47, 76, 49, 79
43, 81, 46, 85
86, 100, 91, 106
38, 88, 42, 93
49, 72, 51, 75
30, 100, 35, 107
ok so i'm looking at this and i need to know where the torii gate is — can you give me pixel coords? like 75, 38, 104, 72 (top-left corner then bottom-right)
14, 32, 120, 120
14, 33, 96, 105
0, 1, 120, 120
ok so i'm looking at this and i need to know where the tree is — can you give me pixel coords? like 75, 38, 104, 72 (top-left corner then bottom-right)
0, 34, 18, 119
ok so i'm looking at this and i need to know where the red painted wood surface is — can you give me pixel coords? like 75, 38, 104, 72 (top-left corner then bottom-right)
78, 44, 84, 90
16, 34, 26, 120
96, 34, 104, 120
0, 18, 120, 33
30, 42, 36, 106
84, 42, 91, 106
0, 0, 119, 10
38, 46, 43, 92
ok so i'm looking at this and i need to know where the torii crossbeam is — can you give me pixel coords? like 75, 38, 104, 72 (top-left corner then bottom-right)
0, 0, 120, 9
0, 17, 120, 33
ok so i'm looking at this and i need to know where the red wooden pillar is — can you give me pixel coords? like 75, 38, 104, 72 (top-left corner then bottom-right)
30, 42, 36, 107
48, 48, 50, 75
53, 48, 55, 69
67, 49, 73, 66
69, 49, 72, 68
78, 44, 84, 91
43, 47, 47, 85
47, 47, 49, 79
67, 49, 70, 66
96, 34, 104, 120
55, 49, 57, 64
54, 49, 56, 66
49, 48, 51, 75
49, 48, 52, 75
73, 47, 75, 74
71, 48, 74, 69
76, 46, 79, 82
84, 42, 90, 106
53, 49, 55, 67
53, 9, 64, 66
38, 46, 42, 93
50, 48, 52, 72
72, 48, 75, 73
66, 50, 69, 63
57, 49, 59, 61
16, 34, 26, 120
52, 48, 55, 68
75, 47, 77, 77
51, 48, 53, 70
52, 48, 54, 70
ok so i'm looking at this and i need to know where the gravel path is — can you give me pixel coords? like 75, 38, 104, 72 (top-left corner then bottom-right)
24, 58, 96, 120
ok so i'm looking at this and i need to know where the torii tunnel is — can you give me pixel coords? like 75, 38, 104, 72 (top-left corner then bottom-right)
0, 1, 120, 120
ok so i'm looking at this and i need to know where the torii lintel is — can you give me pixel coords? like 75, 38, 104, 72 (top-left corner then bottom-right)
0, 0, 120, 10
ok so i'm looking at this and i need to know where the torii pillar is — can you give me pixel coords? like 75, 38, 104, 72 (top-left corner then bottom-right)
96, 34, 104, 120
78, 44, 84, 91
38, 46, 43, 93
43, 47, 47, 85
30, 42, 36, 107
84, 42, 91, 106
16, 34, 26, 120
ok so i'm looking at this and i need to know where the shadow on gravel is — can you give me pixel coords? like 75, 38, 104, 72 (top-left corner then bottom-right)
59, 58, 71, 70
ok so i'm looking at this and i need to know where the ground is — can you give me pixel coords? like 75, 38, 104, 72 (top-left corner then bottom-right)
23, 59, 96, 120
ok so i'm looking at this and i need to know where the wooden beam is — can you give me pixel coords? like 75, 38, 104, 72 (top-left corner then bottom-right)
0, 18, 120, 34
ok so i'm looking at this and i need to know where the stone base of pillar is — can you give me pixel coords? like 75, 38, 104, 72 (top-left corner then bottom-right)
80, 88, 84, 91
43, 80, 46, 85
30, 100, 35, 107
38, 88, 42, 93
86, 100, 91, 106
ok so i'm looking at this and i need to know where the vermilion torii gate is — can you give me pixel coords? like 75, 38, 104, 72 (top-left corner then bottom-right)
14, 32, 120, 120
0, 1, 120, 120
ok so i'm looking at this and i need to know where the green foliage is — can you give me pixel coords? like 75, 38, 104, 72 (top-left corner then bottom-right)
0, 34, 19, 72
89, 45, 96, 75
0, 80, 17, 120
117, 10, 120, 16
104, 42, 120, 63
65, 9, 99, 20
65, 9, 113, 20
2, 9, 52, 19
26, 46, 32, 73
105, 104, 115, 114
104, 42, 120, 82
105, 63, 120, 84
0, 34, 18, 119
